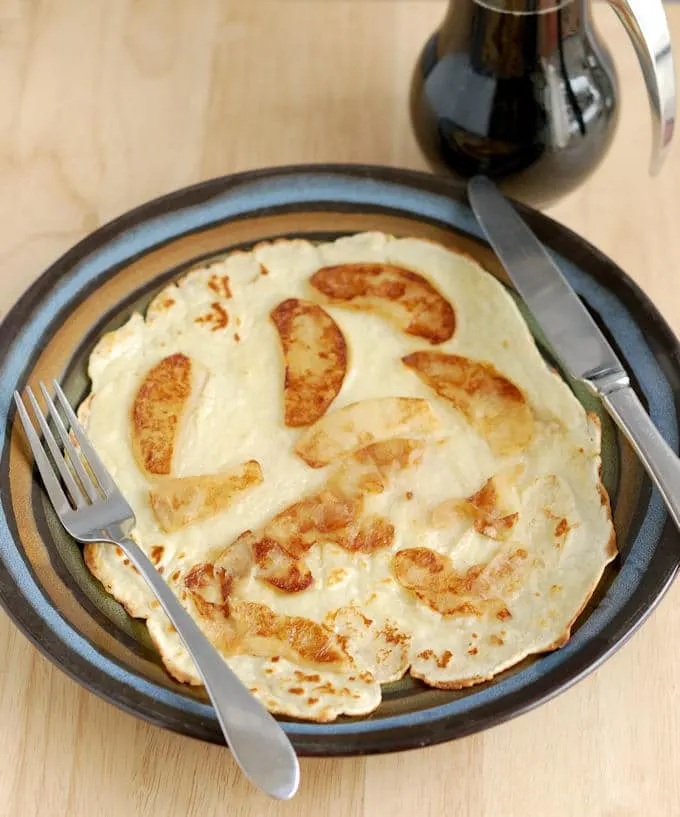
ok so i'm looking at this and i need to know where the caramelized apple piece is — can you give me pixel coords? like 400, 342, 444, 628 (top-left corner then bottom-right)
354, 438, 425, 479
230, 600, 351, 669
270, 298, 347, 427
393, 547, 525, 618
149, 460, 263, 533
131, 353, 201, 475
403, 352, 533, 456
295, 397, 439, 468
310, 263, 455, 344
248, 534, 313, 593
431, 467, 523, 540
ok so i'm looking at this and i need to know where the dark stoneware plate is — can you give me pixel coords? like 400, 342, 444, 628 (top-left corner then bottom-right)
1, 165, 678, 756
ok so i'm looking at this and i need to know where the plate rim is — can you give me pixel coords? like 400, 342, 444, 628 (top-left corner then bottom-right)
1, 162, 679, 756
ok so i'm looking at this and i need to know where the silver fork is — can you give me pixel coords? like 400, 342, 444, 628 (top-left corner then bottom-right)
13, 381, 300, 801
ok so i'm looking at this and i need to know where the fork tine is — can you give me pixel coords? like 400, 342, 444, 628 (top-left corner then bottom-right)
49, 380, 117, 496
39, 384, 100, 503
25, 387, 86, 510
14, 392, 71, 517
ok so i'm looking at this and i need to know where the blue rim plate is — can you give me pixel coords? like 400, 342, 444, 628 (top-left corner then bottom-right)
1, 164, 678, 755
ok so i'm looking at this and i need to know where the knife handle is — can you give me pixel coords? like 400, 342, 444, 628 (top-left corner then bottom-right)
602, 385, 680, 531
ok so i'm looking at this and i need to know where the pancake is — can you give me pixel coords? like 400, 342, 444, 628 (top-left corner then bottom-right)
80, 232, 616, 721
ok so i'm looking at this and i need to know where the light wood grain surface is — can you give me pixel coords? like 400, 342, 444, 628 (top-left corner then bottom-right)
2, 2, 680, 815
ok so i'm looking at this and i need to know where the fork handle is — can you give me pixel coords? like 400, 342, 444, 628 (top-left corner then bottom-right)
115, 535, 299, 800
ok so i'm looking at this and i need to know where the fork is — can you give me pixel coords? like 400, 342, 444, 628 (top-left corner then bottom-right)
13, 381, 300, 801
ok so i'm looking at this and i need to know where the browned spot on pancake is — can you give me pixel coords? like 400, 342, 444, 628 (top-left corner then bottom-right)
437, 650, 453, 668
251, 536, 313, 593
555, 517, 569, 537
149, 460, 263, 533
393, 547, 518, 618
131, 353, 193, 475
402, 352, 533, 456
597, 480, 618, 557
381, 621, 408, 646
171, 569, 180, 582
162, 297, 175, 309
295, 671, 321, 683
150, 546, 164, 565
234, 332, 241, 343
467, 646, 478, 656
489, 549, 528, 587
496, 607, 512, 621
288, 687, 304, 696
115, 547, 123, 558
489, 634, 504, 646
307, 697, 319, 705
260, 263, 269, 276
418, 649, 434, 660
310, 262, 455, 344
405, 491, 413, 500
195, 302, 229, 331
270, 298, 347, 427
271, 656, 280, 663
327, 568, 348, 586
208, 273, 231, 299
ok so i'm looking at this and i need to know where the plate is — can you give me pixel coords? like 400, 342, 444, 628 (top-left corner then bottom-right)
1, 164, 678, 756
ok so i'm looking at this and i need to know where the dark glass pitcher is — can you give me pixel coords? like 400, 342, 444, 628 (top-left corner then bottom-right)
410, 0, 676, 207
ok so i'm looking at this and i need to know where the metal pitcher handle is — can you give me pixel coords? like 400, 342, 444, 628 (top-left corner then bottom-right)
608, 0, 676, 174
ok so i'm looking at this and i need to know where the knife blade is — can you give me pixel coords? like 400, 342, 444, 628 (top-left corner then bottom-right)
467, 175, 680, 532
467, 175, 626, 391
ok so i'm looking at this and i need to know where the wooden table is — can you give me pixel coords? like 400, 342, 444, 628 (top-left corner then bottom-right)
2, 2, 680, 815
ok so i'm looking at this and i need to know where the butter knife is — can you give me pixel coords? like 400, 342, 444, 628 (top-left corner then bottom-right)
467, 175, 680, 531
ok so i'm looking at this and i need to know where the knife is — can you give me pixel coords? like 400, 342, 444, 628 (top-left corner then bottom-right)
467, 175, 680, 531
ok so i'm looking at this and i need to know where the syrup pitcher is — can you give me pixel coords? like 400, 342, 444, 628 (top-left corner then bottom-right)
410, 0, 676, 206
